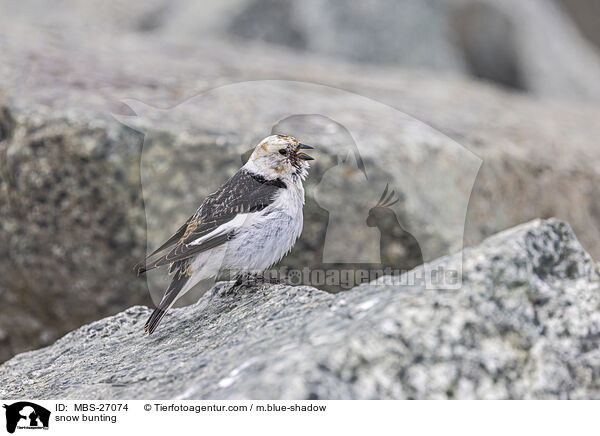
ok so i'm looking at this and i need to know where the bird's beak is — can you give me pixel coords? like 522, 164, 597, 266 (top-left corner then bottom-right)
296, 144, 314, 160
296, 152, 314, 160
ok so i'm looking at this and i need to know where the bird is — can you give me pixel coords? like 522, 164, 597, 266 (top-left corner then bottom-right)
135, 134, 314, 334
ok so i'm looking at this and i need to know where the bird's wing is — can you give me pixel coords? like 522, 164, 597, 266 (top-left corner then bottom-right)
136, 168, 286, 275
133, 216, 192, 274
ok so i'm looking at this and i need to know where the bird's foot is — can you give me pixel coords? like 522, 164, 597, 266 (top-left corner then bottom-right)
223, 276, 244, 294
261, 274, 286, 285
229, 272, 285, 291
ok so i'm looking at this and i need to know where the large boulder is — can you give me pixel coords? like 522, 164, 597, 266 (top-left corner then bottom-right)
2, 6, 600, 364
227, 0, 600, 102
0, 107, 151, 363
3, 0, 600, 102
1, 219, 598, 399
557, 0, 600, 49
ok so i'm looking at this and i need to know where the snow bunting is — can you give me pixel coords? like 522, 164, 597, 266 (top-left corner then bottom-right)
136, 134, 314, 334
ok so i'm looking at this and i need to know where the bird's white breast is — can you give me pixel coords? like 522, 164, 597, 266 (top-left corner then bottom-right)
188, 178, 305, 280
221, 179, 305, 274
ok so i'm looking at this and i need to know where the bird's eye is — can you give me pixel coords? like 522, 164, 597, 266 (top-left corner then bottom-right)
278, 149, 287, 155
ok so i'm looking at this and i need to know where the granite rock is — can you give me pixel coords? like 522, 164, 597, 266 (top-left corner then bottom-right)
2, 5, 600, 364
1, 219, 598, 399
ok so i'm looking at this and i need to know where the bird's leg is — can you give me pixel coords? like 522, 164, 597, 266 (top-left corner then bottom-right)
261, 272, 286, 285
226, 272, 285, 295
250, 271, 286, 285
245, 272, 263, 286
225, 274, 247, 294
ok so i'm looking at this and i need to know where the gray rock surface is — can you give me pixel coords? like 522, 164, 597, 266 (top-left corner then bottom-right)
9, 0, 599, 101
227, 0, 600, 102
238, 0, 600, 102
3, 4, 600, 364
557, 0, 600, 49
0, 108, 150, 360
1, 219, 599, 399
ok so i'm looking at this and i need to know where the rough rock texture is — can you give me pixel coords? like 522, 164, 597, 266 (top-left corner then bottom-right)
0, 110, 150, 363
1, 219, 599, 399
3, 4, 600, 363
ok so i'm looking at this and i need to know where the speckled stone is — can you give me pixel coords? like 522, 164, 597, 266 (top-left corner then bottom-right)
1, 219, 598, 399
3, 4, 600, 365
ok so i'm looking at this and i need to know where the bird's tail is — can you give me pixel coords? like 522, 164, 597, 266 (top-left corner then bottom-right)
144, 269, 190, 335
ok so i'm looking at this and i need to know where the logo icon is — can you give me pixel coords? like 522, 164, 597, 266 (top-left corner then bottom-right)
116, 80, 481, 298
3, 402, 50, 434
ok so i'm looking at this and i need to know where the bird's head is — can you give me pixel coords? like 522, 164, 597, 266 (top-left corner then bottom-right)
245, 135, 314, 180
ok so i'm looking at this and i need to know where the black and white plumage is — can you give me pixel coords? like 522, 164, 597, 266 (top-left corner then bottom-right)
136, 134, 314, 334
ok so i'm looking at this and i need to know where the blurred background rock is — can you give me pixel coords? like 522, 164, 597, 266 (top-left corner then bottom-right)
1, 0, 599, 362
